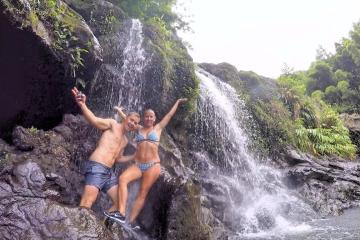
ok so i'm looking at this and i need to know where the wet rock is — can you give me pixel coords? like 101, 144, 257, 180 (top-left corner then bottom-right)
284, 150, 360, 215
0, 158, 117, 240
63, 0, 126, 36
166, 181, 214, 240
12, 126, 36, 151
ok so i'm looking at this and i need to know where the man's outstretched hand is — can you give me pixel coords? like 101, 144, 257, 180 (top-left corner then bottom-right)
71, 87, 86, 107
177, 98, 188, 104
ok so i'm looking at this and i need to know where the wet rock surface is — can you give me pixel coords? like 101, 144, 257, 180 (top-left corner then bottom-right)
0, 161, 114, 240
0, 114, 212, 239
284, 150, 360, 215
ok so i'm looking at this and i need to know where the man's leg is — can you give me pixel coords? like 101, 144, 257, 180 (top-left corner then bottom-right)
118, 165, 142, 216
129, 164, 160, 223
106, 185, 119, 212
80, 185, 99, 209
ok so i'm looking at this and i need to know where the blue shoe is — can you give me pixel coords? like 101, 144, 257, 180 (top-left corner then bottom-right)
103, 210, 126, 224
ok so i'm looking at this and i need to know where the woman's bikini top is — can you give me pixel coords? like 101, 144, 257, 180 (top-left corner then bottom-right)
135, 130, 159, 143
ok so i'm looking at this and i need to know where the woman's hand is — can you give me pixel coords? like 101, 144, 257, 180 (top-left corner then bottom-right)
114, 106, 127, 119
114, 106, 125, 113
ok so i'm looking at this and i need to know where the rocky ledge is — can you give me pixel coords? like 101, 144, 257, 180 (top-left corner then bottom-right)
284, 149, 360, 215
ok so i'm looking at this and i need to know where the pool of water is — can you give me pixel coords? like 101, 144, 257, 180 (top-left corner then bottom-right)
235, 208, 360, 240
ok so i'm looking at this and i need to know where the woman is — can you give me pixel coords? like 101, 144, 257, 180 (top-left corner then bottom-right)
105, 98, 187, 229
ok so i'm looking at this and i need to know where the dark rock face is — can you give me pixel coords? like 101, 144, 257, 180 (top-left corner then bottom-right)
284, 149, 360, 215
166, 181, 213, 240
0, 115, 118, 239
0, 9, 65, 140
0, 0, 102, 140
341, 113, 360, 154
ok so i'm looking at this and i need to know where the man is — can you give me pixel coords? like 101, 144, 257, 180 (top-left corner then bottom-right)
71, 87, 140, 211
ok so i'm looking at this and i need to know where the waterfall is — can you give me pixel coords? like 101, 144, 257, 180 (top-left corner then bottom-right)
115, 19, 148, 112
90, 19, 148, 117
193, 68, 316, 238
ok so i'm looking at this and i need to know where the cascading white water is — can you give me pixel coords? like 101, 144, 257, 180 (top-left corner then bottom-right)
98, 19, 148, 116
193, 68, 316, 238
115, 19, 148, 111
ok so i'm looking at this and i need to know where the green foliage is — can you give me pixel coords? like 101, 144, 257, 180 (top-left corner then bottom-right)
273, 21, 360, 157
295, 108, 356, 158
29, 0, 89, 77
246, 98, 297, 155
89, 9, 120, 35
28, 126, 39, 134
324, 85, 340, 103
116, 0, 187, 31
277, 73, 356, 159
307, 61, 335, 93
182, 76, 200, 114
337, 80, 350, 93
301, 21, 360, 113
334, 69, 350, 83
311, 90, 324, 100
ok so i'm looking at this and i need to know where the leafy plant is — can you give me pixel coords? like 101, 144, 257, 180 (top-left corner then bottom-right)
28, 126, 39, 134
29, 0, 88, 77
278, 72, 357, 159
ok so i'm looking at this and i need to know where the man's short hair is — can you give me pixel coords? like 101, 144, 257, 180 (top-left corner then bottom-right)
128, 112, 140, 119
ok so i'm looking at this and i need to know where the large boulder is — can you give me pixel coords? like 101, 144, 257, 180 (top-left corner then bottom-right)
0, 160, 116, 240
284, 149, 360, 215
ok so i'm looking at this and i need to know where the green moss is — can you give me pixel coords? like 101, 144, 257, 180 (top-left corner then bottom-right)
246, 98, 296, 156
145, 18, 199, 114
29, 11, 39, 26
89, 9, 121, 35
171, 182, 212, 240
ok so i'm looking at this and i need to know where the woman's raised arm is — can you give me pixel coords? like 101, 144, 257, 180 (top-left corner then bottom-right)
157, 98, 187, 129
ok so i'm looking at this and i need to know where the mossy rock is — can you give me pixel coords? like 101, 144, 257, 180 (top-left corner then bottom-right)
63, 0, 126, 36
167, 181, 214, 240
1, 0, 102, 77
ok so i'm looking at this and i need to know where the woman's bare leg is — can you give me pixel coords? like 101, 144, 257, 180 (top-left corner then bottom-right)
129, 164, 161, 222
118, 165, 142, 216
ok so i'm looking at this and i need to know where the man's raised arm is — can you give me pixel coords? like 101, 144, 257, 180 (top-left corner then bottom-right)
71, 87, 114, 131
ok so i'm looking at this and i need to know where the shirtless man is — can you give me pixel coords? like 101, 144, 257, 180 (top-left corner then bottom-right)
71, 87, 140, 211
